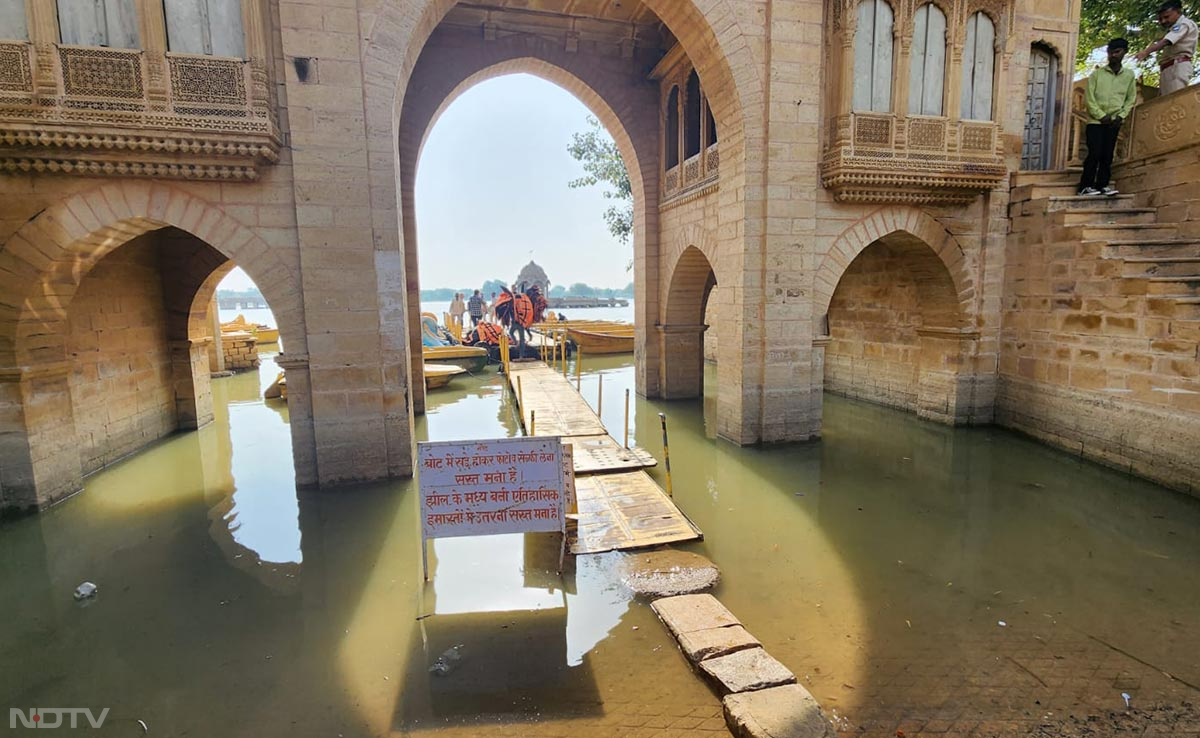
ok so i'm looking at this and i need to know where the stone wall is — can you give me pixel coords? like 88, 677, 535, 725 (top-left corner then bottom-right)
65, 236, 176, 475
222, 334, 261, 372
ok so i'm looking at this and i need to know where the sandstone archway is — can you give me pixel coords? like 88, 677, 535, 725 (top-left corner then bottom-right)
661, 244, 718, 399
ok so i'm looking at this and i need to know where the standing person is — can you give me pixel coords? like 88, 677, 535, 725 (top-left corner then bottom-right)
1135, 0, 1197, 95
1078, 39, 1136, 197
449, 292, 466, 329
467, 289, 485, 327
487, 292, 498, 321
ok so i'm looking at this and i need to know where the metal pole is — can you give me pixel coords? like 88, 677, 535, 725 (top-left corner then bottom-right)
517, 375, 524, 430
659, 412, 672, 497
575, 349, 582, 391
623, 389, 630, 449
597, 374, 603, 418
530, 409, 536, 436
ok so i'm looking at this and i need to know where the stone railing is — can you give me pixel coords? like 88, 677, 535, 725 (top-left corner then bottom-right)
0, 42, 279, 181
663, 142, 719, 202
820, 112, 1007, 205
1120, 83, 1197, 164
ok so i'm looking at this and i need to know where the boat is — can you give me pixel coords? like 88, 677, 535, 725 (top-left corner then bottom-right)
222, 314, 279, 344
264, 371, 287, 400
566, 326, 635, 355
424, 344, 489, 373
425, 363, 467, 390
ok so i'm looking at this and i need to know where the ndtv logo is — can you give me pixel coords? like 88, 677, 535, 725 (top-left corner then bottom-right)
9, 709, 109, 729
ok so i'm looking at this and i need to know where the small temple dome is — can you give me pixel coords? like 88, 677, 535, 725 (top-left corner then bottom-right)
515, 261, 550, 292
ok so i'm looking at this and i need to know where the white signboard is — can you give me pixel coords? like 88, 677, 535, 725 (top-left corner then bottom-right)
418, 437, 565, 543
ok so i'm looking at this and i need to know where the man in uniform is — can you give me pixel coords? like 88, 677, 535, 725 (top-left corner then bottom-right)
1135, 0, 1198, 95
1079, 39, 1137, 197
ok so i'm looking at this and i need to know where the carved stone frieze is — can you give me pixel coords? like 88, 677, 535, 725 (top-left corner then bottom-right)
0, 43, 279, 181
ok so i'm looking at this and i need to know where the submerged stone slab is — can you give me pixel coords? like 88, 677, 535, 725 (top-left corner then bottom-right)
700, 647, 796, 694
651, 594, 740, 638
621, 549, 721, 597
723, 684, 835, 738
677, 624, 760, 663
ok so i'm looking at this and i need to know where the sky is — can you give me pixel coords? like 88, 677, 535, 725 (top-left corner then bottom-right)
220, 74, 629, 293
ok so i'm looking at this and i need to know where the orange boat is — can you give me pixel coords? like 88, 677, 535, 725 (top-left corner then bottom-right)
566, 326, 634, 355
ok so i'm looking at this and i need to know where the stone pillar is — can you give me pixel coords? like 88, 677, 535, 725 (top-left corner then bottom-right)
241, 0, 272, 119
0, 363, 83, 514
275, 352, 317, 487
809, 335, 831, 436
25, 0, 59, 101
134, 0, 170, 109
916, 327, 981, 425
169, 338, 214, 430
658, 323, 707, 398
208, 295, 226, 373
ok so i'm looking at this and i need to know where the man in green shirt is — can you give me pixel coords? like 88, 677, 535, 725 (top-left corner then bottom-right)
1079, 38, 1137, 196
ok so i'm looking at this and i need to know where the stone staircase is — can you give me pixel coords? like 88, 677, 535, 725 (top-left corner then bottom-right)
1010, 170, 1200, 321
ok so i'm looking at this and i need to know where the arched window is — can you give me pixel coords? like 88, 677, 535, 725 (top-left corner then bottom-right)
0, 0, 28, 40
852, 0, 894, 112
705, 103, 718, 148
164, 0, 245, 57
961, 11, 996, 120
57, 0, 140, 48
908, 3, 946, 115
666, 86, 680, 169
685, 71, 702, 159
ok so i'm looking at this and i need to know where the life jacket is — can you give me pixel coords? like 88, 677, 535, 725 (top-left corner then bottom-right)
475, 322, 502, 345
527, 286, 548, 324
494, 292, 514, 326
514, 294, 534, 328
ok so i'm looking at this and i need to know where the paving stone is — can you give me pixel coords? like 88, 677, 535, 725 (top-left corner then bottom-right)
677, 624, 760, 663
723, 684, 835, 738
621, 549, 721, 597
651, 594, 740, 638
699, 647, 796, 695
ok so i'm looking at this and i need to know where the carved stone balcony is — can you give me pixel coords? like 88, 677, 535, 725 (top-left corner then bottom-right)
821, 112, 1007, 205
663, 143, 719, 204
0, 42, 279, 181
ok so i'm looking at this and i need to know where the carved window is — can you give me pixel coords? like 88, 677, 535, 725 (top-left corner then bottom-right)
164, 0, 245, 57
961, 11, 996, 120
908, 3, 946, 116
852, 0, 894, 112
0, 0, 28, 40
705, 103, 717, 148
57, 0, 140, 49
666, 85, 680, 169
685, 70, 702, 159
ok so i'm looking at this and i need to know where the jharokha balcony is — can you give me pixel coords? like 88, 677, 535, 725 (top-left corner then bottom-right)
0, 3, 279, 181
821, 112, 1007, 205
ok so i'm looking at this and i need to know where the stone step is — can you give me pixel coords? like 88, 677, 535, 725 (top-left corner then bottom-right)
1072, 223, 1180, 241
1143, 276, 1200, 296
1046, 194, 1138, 212
1149, 295, 1200, 320
1057, 207, 1157, 226
1011, 182, 1083, 201
1010, 168, 1081, 188
1105, 239, 1200, 259
1122, 256, 1200, 278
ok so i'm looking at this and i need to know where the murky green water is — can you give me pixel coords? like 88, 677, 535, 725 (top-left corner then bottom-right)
2, 355, 1198, 736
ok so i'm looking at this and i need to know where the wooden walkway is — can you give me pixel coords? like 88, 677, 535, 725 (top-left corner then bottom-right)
504, 362, 701, 555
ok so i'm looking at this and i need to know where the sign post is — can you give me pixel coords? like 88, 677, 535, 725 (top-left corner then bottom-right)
418, 437, 568, 580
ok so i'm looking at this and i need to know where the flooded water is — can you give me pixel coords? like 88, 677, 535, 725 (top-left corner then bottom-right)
2, 354, 1198, 737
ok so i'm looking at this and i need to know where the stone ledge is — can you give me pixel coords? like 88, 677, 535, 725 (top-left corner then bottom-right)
723, 684, 835, 738
699, 647, 796, 695
678, 624, 760, 662
651, 594, 740, 638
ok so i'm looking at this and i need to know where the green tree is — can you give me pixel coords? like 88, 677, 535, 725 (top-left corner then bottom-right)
1077, 0, 1197, 83
566, 282, 597, 297
480, 278, 508, 297
568, 116, 633, 246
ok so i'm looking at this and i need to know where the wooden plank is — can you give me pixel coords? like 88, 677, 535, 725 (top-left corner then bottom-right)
569, 472, 702, 555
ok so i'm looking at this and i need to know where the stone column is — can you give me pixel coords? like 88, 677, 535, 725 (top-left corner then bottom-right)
0, 363, 83, 514
275, 352, 317, 487
241, 0, 272, 119
658, 323, 708, 398
134, 0, 169, 108
209, 295, 226, 373
25, 0, 59, 101
169, 338, 214, 430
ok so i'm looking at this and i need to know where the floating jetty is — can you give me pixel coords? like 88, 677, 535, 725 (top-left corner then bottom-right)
503, 361, 701, 555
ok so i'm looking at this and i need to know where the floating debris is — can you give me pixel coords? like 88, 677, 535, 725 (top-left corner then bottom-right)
430, 644, 465, 676
73, 582, 98, 600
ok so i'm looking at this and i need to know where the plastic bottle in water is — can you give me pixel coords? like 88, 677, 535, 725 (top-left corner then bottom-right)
428, 644, 465, 676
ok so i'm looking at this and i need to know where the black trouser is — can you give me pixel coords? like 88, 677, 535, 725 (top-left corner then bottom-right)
470, 314, 481, 327
1079, 123, 1120, 190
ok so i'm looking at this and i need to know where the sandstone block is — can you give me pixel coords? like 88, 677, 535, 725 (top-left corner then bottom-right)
651, 594, 739, 638
723, 684, 835, 738
700, 647, 796, 694
677, 624, 760, 662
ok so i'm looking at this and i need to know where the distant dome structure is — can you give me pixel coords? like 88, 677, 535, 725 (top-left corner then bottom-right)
515, 261, 550, 293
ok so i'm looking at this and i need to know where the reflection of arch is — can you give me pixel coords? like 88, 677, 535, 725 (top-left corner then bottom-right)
0, 181, 304, 366
814, 206, 973, 329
